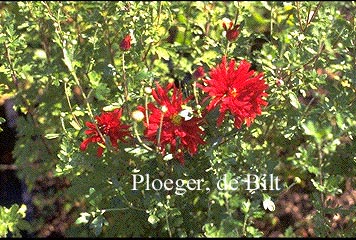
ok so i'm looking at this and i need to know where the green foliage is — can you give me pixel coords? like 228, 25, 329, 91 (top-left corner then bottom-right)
0, 204, 31, 237
0, 1, 355, 237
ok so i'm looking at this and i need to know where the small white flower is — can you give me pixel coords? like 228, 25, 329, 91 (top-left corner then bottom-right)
179, 109, 193, 121
161, 105, 168, 113
263, 198, 276, 212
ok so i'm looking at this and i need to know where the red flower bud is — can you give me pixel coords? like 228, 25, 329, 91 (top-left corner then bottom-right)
222, 21, 240, 42
193, 66, 205, 79
120, 34, 131, 51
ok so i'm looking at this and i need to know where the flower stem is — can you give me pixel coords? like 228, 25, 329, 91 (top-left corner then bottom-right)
145, 95, 150, 126
157, 111, 165, 151
122, 53, 129, 102
233, 2, 239, 26
225, 41, 230, 57
43, 2, 107, 145
165, 209, 172, 237
193, 82, 201, 116
133, 122, 153, 151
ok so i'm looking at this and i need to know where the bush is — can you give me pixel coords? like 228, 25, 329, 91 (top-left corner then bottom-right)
0, 1, 355, 237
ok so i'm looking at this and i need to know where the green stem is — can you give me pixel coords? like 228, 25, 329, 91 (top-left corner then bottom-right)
43, 2, 108, 146
270, 2, 273, 36
165, 210, 172, 237
318, 144, 324, 207
317, 143, 328, 236
242, 213, 248, 237
145, 94, 150, 126
193, 82, 201, 116
122, 53, 129, 102
233, 3, 239, 26
157, 111, 165, 151
157, 1, 162, 26
64, 81, 81, 127
133, 122, 153, 151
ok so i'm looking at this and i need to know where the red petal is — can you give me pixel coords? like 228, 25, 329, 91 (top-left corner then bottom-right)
97, 146, 104, 157
80, 137, 93, 151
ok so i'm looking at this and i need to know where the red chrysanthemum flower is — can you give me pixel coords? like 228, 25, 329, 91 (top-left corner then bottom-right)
200, 56, 268, 128
139, 82, 205, 165
80, 108, 132, 157
223, 21, 240, 42
193, 66, 205, 79
120, 34, 131, 51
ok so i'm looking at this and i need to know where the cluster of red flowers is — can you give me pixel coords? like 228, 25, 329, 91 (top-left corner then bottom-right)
80, 26, 268, 165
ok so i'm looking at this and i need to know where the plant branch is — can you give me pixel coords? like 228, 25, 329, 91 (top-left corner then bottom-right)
3, 42, 54, 156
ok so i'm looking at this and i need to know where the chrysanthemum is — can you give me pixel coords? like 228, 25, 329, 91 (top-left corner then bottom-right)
80, 108, 132, 157
200, 56, 268, 128
140, 82, 205, 165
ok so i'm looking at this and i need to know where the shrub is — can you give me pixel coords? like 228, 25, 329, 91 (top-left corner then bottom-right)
0, 1, 355, 237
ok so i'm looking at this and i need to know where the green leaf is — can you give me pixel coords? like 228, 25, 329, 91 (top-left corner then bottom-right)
289, 92, 301, 109
94, 84, 110, 101
90, 215, 108, 237
45, 133, 61, 139
63, 48, 74, 72
302, 121, 316, 136
241, 200, 251, 214
75, 212, 91, 224
155, 47, 170, 61
148, 215, 160, 225
0, 117, 5, 132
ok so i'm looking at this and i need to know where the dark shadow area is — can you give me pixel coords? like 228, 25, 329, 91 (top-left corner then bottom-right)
0, 98, 34, 237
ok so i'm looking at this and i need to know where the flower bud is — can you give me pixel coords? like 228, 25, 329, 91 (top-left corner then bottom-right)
193, 66, 205, 79
144, 87, 152, 94
222, 18, 240, 42
120, 34, 131, 51
131, 110, 145, 122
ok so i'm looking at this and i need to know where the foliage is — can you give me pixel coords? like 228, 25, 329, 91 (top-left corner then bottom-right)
0, 1, 355, 237
0, 204, 31, 237
0, 117, 5, 132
